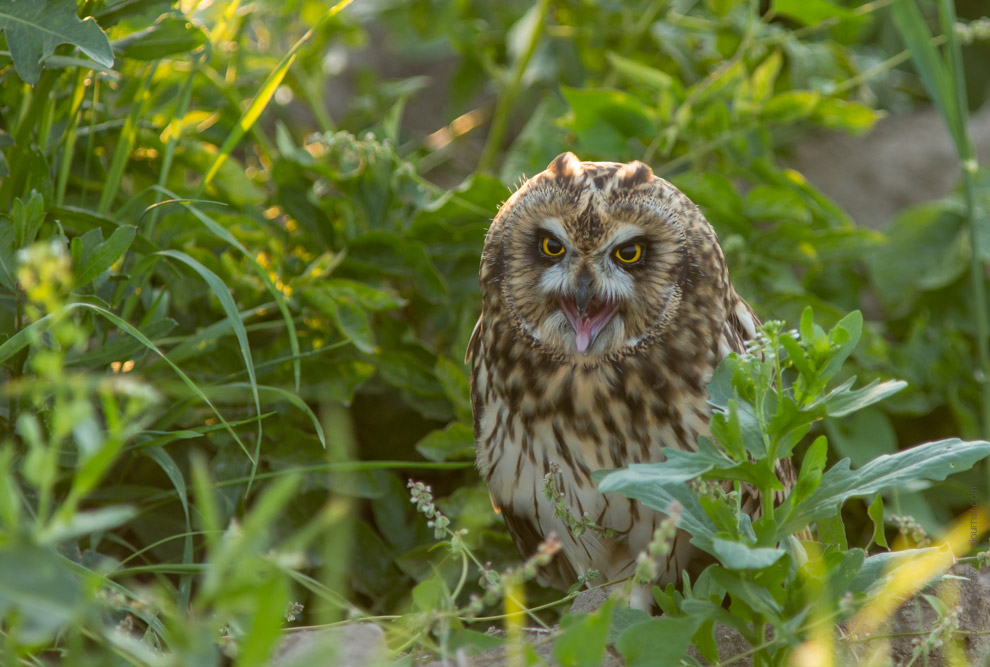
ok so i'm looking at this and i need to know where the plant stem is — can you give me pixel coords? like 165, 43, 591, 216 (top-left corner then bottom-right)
937, 0, 990, 444
477, 0, 551, 175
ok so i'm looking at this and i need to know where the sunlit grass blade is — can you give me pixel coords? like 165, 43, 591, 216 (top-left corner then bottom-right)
150, 188, 302, 391
197, 0, 356, 194
156, 249, 264, 488
55, 69, 89, 206
98, 65, 155, 215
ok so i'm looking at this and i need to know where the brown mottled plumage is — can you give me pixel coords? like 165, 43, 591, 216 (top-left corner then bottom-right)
467, 153, 793, 608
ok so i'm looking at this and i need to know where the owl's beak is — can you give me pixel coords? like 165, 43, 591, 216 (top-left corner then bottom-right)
560, 292, 618, 354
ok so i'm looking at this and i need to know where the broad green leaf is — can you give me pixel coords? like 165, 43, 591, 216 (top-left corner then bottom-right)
788, 435, 827, 508
412, 576, 448, 612
415, 422, 475, 462
848, 546, 945, 594
13, 190, 45, 248
761, 90, 820, 123
73, 225, 135, 288
553, 597, 614, 667
607, 607, 652, 643
773, 0, 858, 26
596, 469, 717, 551
0, 0, 113, 84
301, 286, 375, 354
709, 538, 786, 570
818, 310, 862, 385
780, 439, 990, 536
817, 513, 847, 550
561, 86, 657, 156
113, 16, 207, 60
616, 613, 707, 667
605, 51, 674, 91
0, 543, 82, 643
809, 378, 907, 418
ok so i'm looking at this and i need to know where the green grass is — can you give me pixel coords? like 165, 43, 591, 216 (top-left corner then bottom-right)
0, 0, 988, 664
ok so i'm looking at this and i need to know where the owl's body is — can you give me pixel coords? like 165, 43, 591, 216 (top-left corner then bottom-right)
468, 153, 773, 601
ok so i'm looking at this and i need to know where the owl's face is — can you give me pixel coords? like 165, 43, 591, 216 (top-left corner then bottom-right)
480, 152, 728, 361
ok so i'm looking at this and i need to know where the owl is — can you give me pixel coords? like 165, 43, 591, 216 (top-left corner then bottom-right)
467, 152, 793, 608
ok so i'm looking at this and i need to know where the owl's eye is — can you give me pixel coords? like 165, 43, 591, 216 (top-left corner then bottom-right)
541, 236, 566, 257
614, 243, 643, 264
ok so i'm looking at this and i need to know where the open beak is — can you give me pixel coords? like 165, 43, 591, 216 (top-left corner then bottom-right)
560, 277, 618, 354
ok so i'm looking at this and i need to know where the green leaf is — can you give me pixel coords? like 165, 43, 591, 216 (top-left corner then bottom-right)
301, 286, 376, 354
890, 0, 965, 155
561, 86, 657, 156
607, 607, 652, 643
0, 543, 82, 643
154, 188, 301, 389
788, 435, 827, 508
709, 538, 786, 570
773, 0, 859, 26
415, 422, 475, 462
44, 505, 137, 542
596, 468, 718, 551
13, 190, 45, 248
848, 546, 946, 594
412, 576, 448, 612
810, 379, 907, 418
780, 439, 990, 536
604, 51, 674, 91
553, 597, 614, 667
113, 16, 207, 60
0, 0, 113, 84
72, 224, 135, 288
616, 613, 707, 667
158, 249, 263, 477
868, 494, 888, 549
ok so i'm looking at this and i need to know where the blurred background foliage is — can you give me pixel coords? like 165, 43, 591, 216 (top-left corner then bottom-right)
0, 0, 989, 662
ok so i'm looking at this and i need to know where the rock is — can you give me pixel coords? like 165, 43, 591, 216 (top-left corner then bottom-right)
270, 623, 386, 667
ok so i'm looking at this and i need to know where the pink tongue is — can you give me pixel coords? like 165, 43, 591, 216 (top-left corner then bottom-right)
574, 320, 593, 353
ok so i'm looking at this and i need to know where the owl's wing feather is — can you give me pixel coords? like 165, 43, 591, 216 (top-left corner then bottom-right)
500, 504, 579, 589
465, 314, 483, 364
721, 294, 760, 359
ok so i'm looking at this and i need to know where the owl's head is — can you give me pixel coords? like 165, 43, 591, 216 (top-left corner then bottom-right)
479, 152, 731, 362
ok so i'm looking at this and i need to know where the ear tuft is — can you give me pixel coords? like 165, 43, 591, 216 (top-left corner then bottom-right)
614, 161, 654, 188
547, 152, 581, 179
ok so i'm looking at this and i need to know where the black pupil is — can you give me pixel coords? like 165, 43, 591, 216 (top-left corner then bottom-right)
545, 238, 562, 254
618, 244, 638, 261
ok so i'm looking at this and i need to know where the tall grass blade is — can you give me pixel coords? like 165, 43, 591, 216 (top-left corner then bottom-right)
151, 187, 302, 390
156, 249, 264, 488
197, 0, 356, 194
98, 65, 155, 215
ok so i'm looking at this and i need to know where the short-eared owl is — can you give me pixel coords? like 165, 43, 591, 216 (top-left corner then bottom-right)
467, 152, 787, 606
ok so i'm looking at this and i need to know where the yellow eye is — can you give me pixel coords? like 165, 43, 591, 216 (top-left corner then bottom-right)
541, 236, 565, 257
615, 243, 643, 264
